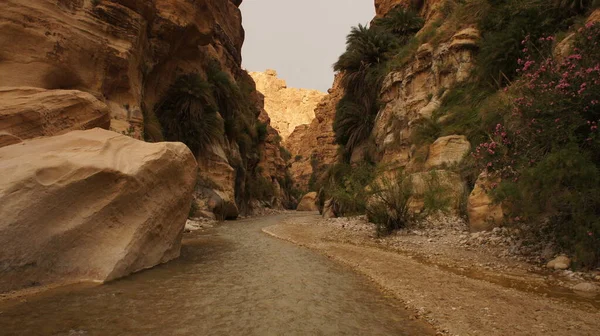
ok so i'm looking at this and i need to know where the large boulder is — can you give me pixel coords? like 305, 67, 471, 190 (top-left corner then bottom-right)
322, 199, 338, 219
297, 192, 319, 211
0, 128, 197, 293
0, 87, 110, 148
468, 172, 504, 232
425, 135, 471, 169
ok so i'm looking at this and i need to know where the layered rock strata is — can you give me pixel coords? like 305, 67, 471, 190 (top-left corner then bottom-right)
0, 87, 110, 147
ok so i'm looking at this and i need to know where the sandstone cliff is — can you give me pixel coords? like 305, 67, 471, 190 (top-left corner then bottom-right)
250, 70, 326, 141
286, 75, 344, 191
0, 0, 291, 292
0, 0, 244, 136
0, 0, 289, 218
293, 0, 482, 220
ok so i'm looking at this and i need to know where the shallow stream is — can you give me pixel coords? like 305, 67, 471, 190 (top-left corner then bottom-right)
0, 214, 434, 336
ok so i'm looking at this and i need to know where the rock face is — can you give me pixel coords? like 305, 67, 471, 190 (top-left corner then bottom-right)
375, 0, 406, 17
375, 0, 446, 19
250, 70, 326, 141
297, 192, 319, 211
425, 135, 471, 169
374, 27, 479, 170
287, 75, 344, 190
0, 0, 244, 137
0, 87, 110, 147
0, 128, 197, 293
468, 173, 504, 232
1, 0, 287, 216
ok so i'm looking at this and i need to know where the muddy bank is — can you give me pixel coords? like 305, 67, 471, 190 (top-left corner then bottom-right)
264, 214, 600, 336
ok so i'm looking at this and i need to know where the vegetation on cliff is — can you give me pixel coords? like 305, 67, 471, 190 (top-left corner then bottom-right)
151, 62, 285, 214
333, 5, 423, 158
327, 0, 600, 267
154, 74, 224, 154
474, 22, 600, 267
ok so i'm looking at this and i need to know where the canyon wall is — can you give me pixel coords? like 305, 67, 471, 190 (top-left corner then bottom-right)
291, 0, 486, 220
286, 75, 344, 191
0, 0, 289, 219
250, 70, 325, 141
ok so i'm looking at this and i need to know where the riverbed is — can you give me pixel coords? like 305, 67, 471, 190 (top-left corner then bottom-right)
0, 214, 434, 336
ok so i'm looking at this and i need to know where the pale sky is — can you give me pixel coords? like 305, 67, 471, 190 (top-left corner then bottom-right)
240, 0, 376, 92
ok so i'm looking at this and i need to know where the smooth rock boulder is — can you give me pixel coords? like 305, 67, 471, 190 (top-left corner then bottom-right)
0, 128, 197, 293
425, 135, 471, 169
547, 255, 571, 270
0, 87, 110, 147
468, 172, 504, 232
573, 282, 599, 293
322, 199, 338, 219
297, 192, 319, 211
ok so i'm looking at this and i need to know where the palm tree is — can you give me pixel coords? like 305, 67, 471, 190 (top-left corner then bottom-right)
333, 97, 378, 155
373, 6, 424, 42
155, 74, 224, 154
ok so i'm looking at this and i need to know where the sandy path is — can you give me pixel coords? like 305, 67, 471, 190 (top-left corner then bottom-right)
0, 214, 433, 336
263, 213, 600, 336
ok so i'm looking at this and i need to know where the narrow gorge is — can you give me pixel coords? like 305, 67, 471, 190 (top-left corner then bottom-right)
1, 0, 599, 335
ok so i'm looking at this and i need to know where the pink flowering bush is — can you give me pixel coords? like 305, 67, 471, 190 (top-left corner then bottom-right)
474, 23, 600, 267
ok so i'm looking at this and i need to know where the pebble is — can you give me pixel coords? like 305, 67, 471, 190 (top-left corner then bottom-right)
573, 282, 599, 293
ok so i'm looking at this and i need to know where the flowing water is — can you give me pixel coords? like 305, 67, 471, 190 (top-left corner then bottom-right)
0, 214, 434, 336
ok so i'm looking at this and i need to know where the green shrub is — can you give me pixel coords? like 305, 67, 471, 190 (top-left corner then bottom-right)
247, 175, 275, 201
206, 62, 241, 124
188, 201, 199, 219
256, 122, 268, 142
553, 0, 600, 13
493, 147, 600, 267
333, 23, 397, 158
367, 170, 413, 236
411, 117, 441, 146
155, 74, 224, 154
423, 171, 452, 213
434, 82, 496, 145
142, 109, 164, 143
478, 0, 580, 87
474, 24, 600, 267
321, 163, 377, 216
279, 146, 292, 161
